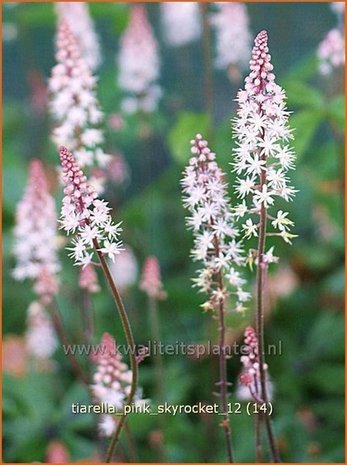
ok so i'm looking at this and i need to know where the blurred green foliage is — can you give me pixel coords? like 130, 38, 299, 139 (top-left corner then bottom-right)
3, 2, 344, 463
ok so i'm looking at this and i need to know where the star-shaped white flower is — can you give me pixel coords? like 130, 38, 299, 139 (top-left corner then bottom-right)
242, 218, 258, 238
271, 210, 294, 231
253, 185, 274, 208
99, 240, 123, 262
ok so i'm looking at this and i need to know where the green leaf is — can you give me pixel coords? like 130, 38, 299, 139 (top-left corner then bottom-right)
313, 399, 345, 426
299, 244, 336, 271
61, 432, 97, 461
308, 363, 344, 394
16, 3, 55, 28
282, 54, 319, 83
306, 311, 344, 359
291, 109, 323, 157
286, 81, 324, 109
4, 417, 44, 461
60, 383, 94, 431
328, 95, 345, 130
168, 112, 210, 165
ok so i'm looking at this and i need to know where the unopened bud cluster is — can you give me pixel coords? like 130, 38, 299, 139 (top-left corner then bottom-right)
91, 333, 144, 437
140, 256, 167, 300
237, 326, 273, 402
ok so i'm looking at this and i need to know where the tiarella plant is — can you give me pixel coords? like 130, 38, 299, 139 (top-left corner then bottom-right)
59, 146, 123, 267
231, 30, 297, 462
58, 146, 138, 462
49, 15, 111, 338
49, 19, 110, 184
118, 4, 161, 115
55, 2, 101, 72
79, 263, 100, 294
12, 159, 89, 383
237, 326, 273, 462
12, 160, 59, 366
13, 159, 60, 303
210, 2, 251, 76
8, 2, 324, 460
237, 326, 273, 405
25, 300, 58, 366
140, 256, 167, 301
91, 332, 145, 439
160, 2, 201, 47
317, 3, 345, 76
182, 134, 250, 462
182, 135, 249, 313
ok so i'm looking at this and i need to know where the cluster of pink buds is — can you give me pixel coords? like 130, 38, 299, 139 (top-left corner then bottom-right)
55, 2, 101, 71
49, 19, 111, 182
91, 333, 145, 437
232, 30, 297, 254
13, 159, 60, 303
25, 301, 57, 362
118, 5, 161, 114
107, 153, 129, 185
59, 146, 123, 267
317, 28, 345, 76
237, 326, 273, 402
140, 256, 167, 300
317, 3, 344, 76
79, 264, 100, 293
210, 3, 251, 72
182, 134, 250, 312
160, 2, 201, 47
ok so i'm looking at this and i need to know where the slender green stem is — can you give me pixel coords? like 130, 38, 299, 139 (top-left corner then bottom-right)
148, 297, 165, 403
200, 2, 214, 138
49, 299, 104, 456
209, 211, 234, 462
256, 145, 281, 463
255, 414, 263, 462
213, 232, 234, 462
254, 358, 263, 462
216, 280, 234, 463
148, 297, 166, 461
48, 299, 89, 385
81, 289, 94, 345
92, 239, 138, 463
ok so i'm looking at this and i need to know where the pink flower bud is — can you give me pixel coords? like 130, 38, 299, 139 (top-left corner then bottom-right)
140, 256, 167, 300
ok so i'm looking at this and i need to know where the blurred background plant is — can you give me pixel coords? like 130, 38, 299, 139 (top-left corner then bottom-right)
3, 2, 344, 462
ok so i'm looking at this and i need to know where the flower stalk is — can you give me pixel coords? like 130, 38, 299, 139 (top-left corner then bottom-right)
200, 3, 214, 137
140, 256, 167, 461
255, 169, 280, 462
182, 134, 250, 462
92, 239, 138, 462
232, 29, 297, 461
215, 269, 234, 462
58, 146, 138, 461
